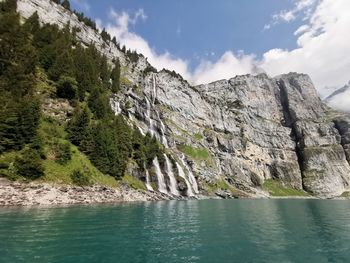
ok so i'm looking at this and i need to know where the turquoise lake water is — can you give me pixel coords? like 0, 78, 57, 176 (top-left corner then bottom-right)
0, 199, 350, 263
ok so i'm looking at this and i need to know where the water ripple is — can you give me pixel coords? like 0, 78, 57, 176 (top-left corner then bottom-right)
0, 200, 350, 262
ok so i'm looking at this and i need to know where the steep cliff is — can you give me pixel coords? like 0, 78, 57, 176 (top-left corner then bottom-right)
16, 0, 350, 198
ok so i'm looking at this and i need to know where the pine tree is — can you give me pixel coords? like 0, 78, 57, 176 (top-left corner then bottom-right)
73, 45, 99, 99
144, 133, 161, 166
0, 3, 40, 153
88, 87, 112, 119
111, 60, 120, 93
23, 11, 40, 34
100, 28, 110, 42
87, 122, 121, 177
48, 50, 74, 81
56, 75, 78, 100
100, 55, 110, 89
67, 106, 90, 147
114, 115, 132, 160
132, 127, 146, 167
111, 36, 117, 46
14, 148, 44, 179
0, 0, 17, 13
61, 0, 70, 10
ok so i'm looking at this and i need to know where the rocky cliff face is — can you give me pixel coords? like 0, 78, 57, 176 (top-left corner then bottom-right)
17, 0, 350, 198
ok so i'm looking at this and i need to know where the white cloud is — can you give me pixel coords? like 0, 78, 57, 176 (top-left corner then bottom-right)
327, 88, 350, 113
105, 9, 191, 80
294, 25, 309, 35
260, 0, 350, 97
264, 0, 318, 30
263, 24, 271, 31
275, 10, 296, 22
101, 1, 350, 113
191, 52, 257, 85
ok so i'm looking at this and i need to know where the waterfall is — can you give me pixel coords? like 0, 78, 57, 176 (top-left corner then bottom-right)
164, 154, 180, 196
138, 127, 145, 136
144, 74, 168, 148
110, 99, 121, 115
152, 73, 157, 104
145, 97, 168, 147
176, 162, 194, 197
145, 97, 155, 136
145, 169, 154, 191
158, 112, 169, 148
181, 156, 199, 194
153, 157, 168, 194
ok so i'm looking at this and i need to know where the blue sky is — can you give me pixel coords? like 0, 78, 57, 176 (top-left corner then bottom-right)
72, 0, 302, 68
70, 0, 350, 112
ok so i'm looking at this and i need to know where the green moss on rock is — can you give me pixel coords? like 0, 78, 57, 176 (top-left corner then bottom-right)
263, 179, 309, 197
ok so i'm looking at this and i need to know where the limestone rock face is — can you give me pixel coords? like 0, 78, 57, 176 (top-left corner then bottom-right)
334, 117, 350, 162
278, 74, 350, 197
16, 0, 350, 198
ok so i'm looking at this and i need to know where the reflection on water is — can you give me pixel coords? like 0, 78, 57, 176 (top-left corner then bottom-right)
0, 200, 350, 263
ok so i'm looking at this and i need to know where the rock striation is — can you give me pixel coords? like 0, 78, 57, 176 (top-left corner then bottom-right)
16, 0, 350, 198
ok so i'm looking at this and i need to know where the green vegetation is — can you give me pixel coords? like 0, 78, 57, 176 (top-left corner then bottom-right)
193, 133, 203, 141
39, 117, 117, 187
61, 0, 70, 10
110, 60, 121, 93
120, 76, 133, 87
14, 148, 44, 179
340, 191, 350, 198
263, 179, 309, 197
70, 169, 91, 186
42, 144, 117, 187
122, 174, 146, 190
179, 145, 210, 160
52, 140, 71, 165
56, 76, 78, 100
0, 1, 163, 188
202, 178, 243, 196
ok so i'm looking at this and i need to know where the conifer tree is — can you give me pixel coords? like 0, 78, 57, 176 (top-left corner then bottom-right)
0, 2, 40, 153
111, 59, 120, 93
100, 55, 110, 89
67, 106, 90, 147
73, 45, 99, 99
132, 127, 146, 167
0, 0, 17, 13
14, 148, 44, 179
23, 11, 40, 34
61, 0, 70, 10
88, 87, 112, 119
87, 122, 121, 178
48, 50, 74, 81
56, 75, 78, 100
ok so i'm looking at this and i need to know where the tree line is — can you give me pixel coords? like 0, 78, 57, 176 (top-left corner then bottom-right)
0, 0, 163, 180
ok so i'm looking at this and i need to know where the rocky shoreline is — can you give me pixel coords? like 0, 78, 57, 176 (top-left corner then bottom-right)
2, 178, 348, 207
0, 178, 175, 206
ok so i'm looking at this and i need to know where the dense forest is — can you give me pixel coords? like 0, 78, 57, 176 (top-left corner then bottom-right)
0, 0, 163, 185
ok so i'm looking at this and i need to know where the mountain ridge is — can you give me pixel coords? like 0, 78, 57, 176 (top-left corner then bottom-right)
8, 0, 350, 199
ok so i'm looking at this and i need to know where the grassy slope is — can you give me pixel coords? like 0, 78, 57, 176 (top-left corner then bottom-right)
0, 68, 118, 187
263, 179, 309, 197
39, 117, 118, 187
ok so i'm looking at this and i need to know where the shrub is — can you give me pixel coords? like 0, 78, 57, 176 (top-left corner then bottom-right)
54, 141, 71, 165
70, 169, 91, 186
14, 148, 44, 179
56, 76, 78, 100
